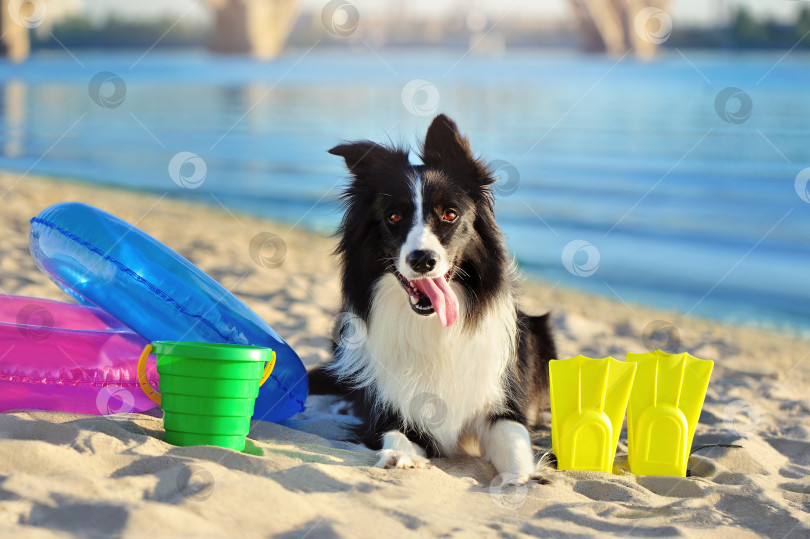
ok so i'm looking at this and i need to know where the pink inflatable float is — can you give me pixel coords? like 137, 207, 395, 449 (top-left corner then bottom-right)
0, 294, 158, 414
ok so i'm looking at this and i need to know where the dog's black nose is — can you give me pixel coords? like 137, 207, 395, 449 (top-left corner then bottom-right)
407, 250, 437, 274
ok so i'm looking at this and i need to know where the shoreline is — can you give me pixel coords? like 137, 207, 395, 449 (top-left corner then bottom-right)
3, 169, 810, 381
0, 169, 810, 342
3, 169, 809, 387
4, 169, 807, 343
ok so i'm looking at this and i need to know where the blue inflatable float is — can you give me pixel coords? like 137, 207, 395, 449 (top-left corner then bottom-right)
29, 202, 307, 422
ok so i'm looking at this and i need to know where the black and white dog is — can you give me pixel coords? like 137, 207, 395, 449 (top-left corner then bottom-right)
309, 114, 556, 484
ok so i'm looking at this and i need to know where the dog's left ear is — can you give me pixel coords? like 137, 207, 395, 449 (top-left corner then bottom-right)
421, 114, 474, 166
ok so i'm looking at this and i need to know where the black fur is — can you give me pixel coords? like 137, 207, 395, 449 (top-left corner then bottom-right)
313, 114, 557, 454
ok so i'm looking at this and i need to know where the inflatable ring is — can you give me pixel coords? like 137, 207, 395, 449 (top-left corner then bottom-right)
0, 294, 158, 414
29, 202, 307, 422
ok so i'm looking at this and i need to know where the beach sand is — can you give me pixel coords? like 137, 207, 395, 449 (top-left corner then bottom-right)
1, 171, 808, 538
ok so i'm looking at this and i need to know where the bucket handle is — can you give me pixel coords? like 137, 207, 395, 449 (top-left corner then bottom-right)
138, 344, 161, 405
259, 351, 276, 387
137, 344, 277, 406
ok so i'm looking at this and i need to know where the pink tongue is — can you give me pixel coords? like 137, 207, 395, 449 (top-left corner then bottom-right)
412, 276, 459, 327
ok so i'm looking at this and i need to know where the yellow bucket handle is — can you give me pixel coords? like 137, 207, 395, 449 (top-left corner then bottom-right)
137, 344, 276, 406
137, 344, 160, 405
259, 351, 276, 387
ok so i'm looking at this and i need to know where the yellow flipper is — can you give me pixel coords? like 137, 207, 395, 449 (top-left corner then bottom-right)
626, 351, 713, 477
550, 355, 637, 473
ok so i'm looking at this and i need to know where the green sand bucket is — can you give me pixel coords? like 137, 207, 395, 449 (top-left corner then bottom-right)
137, 341, 275, 451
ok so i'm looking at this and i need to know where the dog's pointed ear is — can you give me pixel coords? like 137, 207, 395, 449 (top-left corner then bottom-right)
421, 114, 474, 166
329, 141, 409, 179
421, 114, 495, 195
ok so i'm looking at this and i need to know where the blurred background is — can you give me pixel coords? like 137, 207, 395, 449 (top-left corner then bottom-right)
0, 0, 808, 333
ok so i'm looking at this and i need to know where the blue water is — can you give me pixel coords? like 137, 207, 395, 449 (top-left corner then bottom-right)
1, 49, 808, 333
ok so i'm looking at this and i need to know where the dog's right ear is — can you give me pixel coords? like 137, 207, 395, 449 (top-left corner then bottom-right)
329, 141, 409, 179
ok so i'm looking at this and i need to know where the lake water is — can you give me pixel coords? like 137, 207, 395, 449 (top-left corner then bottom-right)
1, 48, 808, 333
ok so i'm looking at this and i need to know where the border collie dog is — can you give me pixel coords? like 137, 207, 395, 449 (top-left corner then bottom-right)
309, 114, 556, 484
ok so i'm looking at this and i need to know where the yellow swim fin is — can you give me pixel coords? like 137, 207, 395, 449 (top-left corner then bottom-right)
626, 351, 713, 477
550, 355, 637, 473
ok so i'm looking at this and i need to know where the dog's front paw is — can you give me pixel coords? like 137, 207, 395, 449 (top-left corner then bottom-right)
496, 472, 551, 487
375, 449, 430, 469
526, 472, 551, 485
501, 473, 531, 487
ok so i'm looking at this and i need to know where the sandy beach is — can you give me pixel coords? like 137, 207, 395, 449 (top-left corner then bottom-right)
0, 171, 808, 538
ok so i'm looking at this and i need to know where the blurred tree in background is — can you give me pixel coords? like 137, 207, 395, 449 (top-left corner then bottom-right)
669, 6, 810, 49
28, 6, 810, 53
33, 16, 206, 50
731, 7, 770, 47
795, 6, 810, 43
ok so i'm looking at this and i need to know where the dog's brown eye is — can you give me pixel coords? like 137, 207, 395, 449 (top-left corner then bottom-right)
388, 212, 402, 224
442, 209, 458, 222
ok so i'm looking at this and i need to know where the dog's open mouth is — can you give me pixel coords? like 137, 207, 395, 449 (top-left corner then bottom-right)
395, 268, 459, 327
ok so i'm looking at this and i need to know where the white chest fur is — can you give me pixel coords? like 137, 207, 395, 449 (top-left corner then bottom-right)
333, 274, 518, 454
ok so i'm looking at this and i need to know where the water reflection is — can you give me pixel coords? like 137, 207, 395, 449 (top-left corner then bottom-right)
3, 80, 25, 158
